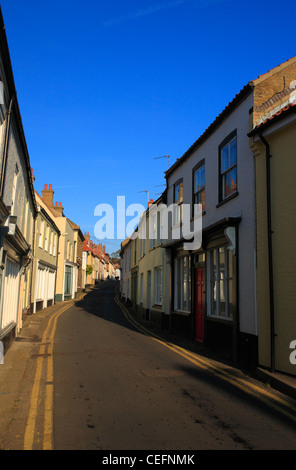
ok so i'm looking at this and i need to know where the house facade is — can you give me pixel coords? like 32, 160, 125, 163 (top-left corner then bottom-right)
0, 11, 37, 349
76, 228, 85, 292
164, 87, 257, 367
249, 95, 296, 376
40, 184, 78, 302
120, 237, 131, 303
163, 56, 296, 369
135, 195, 168, 329
31, 190, 60, 312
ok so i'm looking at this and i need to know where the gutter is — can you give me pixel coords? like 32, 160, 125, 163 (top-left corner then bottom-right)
258, 130, 275, 373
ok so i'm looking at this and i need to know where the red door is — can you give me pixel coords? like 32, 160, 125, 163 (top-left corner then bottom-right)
195, 268, 205, 342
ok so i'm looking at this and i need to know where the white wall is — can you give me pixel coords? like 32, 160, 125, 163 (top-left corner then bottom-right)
166, 93, 257, 335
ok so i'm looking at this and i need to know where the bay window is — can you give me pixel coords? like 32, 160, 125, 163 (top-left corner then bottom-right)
207, 246, 234, 319
174, 255, 191, 312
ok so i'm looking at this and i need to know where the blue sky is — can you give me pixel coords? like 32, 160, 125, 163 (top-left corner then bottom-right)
1, 0, 295, 254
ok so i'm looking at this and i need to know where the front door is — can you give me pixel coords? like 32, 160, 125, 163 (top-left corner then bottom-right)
195, 267, 205, 342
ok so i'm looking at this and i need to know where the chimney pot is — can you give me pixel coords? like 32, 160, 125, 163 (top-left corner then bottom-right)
59, 202, 62, 206
49, 184, 52, 189
44, 184, 48, 189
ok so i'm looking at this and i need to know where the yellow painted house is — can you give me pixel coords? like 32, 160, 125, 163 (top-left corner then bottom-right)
40, 184, 79, 302
31, 190, 60, 312
249, 96, 296, 376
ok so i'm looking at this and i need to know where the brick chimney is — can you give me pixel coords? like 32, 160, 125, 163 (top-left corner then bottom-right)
41, 184, 54, 207
31, 168, 35, 185
54, 201, 64, 216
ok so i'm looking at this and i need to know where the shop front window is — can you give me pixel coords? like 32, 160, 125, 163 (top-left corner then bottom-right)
208, 247, 234, 319
174, 255, 191, 312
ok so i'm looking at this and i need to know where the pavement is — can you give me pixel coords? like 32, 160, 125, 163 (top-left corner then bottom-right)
0, 283, 296, 449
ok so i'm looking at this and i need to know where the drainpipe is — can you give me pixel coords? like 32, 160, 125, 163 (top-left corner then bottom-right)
259, 130, 275, 373
0, 95, 14, 198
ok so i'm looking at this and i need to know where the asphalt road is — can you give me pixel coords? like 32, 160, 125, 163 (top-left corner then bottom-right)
49, 281, 296, 451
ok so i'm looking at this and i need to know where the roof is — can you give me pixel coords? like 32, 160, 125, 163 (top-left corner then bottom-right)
0, 7, 37, 215
165, 84, 253, 178
249, 56, 296, 86
248, 102, 296, 136
165, 55, 296, 179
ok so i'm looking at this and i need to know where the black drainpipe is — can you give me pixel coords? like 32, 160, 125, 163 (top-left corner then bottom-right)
258, 130, 275, 373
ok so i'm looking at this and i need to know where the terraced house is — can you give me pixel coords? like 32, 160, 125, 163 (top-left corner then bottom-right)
249, 77, 296, 376
40, 184, 79, 302
163, 56, 296, 370
31, 189, 60, 313
0, 11, 37, 349
120, 56, 296, 376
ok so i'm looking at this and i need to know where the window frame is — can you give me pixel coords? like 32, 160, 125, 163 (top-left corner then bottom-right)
218, 130, 238, 203
174, 254, 191, 313
154, 266, 162, 306
207, 246, 234, 320
192, 159, 205, 216
173, 178, 183, 226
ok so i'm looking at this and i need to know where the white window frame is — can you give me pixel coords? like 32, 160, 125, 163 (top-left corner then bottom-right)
140, 272, 144, 304
173, 180, 183, 226
174, 255, 190, 312
207, 246, 234, 320
154, 267, 162, 306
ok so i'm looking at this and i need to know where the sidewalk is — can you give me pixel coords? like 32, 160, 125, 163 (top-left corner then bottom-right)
0, 290, 88, 447
123, 302, 296, 403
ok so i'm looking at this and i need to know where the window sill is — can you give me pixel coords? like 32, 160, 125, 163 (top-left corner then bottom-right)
206, 315, 233, 323
152, 304, 162, 309
172, 309, 191, 316
216, 192, 238, 208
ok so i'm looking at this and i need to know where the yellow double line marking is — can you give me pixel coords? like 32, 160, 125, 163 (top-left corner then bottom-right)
23, 302, 74, 450
115, 295, 296, 424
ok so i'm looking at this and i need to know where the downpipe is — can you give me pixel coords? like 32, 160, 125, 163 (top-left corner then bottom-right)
259, 130, 275, 373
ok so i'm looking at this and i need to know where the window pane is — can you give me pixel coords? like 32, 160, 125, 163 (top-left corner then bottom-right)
229, 138, 237, 167
200, 164, 205, 186
183, 257, 187, 310
175, 182, 183, 204
194, 171, 199, 193
179, 183, 183, 203
228, 250, 234, 318
175, 185, 179, 202
230, 167, 237, 193
224, 167, 237, 198
212, 250, 218, 315
221, 146, 229, 172
219, 248, 226, 316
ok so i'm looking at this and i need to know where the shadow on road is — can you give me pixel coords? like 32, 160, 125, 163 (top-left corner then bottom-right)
74, 280, 147, 336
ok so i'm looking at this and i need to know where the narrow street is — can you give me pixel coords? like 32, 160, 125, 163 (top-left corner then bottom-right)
1, 281, 296, 451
